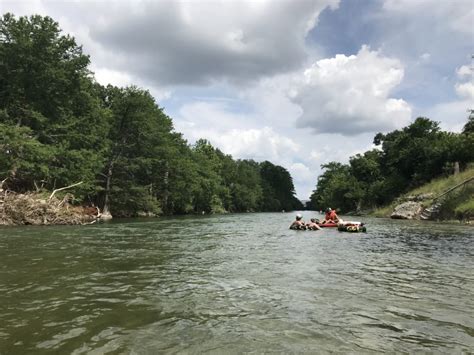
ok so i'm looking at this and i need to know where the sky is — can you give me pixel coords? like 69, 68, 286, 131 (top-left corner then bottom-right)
2, 0, 473, 199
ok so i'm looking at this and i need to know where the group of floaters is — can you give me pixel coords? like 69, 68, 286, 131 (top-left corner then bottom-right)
289, 208, 366, 233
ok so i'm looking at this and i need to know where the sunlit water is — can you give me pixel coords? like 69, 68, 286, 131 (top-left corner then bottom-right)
0, 213, 473, 353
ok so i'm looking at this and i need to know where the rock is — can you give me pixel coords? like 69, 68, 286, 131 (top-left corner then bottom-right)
100, 211, 113, 220
403, 193, 434, 202
416, 193, 434, 201
391, 201, 423, 219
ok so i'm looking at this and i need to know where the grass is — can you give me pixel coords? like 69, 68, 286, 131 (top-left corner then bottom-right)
406, 165, 474, 198
371, 205, 394, 218
455, 198, 474, 216
371, 166, 474, 218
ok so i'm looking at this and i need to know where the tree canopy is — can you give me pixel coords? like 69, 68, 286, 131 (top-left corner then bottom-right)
309, 117, 474, 212
0, 14, 302, 216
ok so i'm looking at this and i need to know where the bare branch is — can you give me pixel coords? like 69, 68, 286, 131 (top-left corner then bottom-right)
49, 181, 83, 201
0, 177, 7, 191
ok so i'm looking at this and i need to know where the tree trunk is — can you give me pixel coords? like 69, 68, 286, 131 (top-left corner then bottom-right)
163, 162, 169, 213
454, 161, 460, 175
101, 163, 114, 220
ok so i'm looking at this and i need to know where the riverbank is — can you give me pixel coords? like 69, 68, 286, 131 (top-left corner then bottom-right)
0, 191, 100, 226
371, 167, 474, 221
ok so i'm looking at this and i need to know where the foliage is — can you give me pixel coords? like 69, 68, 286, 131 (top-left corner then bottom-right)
0, 14, 108, 198
260, 161, 303, 211
310, 117, 474, 214
454, 198, 474, 220
0, 14, 302, 216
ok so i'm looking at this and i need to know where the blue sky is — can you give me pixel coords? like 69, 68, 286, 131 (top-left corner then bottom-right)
2, 0, 473, 199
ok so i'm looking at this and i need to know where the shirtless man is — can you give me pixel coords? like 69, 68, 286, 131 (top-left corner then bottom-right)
306, 218, 322, 230
289, 213, 306, 230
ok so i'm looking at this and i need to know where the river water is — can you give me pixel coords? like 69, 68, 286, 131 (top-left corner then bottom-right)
0, 213, 473, 353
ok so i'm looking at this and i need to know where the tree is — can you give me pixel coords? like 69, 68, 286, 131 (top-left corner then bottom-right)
260, 161, 302, 211
309, 162, 356, 212
231, 160, 263, 212
0, 14, 108, 197
97, 86, 180, 216
374, 117, 450, 189
463, 111, 474, 134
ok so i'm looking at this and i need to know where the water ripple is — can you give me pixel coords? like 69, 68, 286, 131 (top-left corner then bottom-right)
0, 214, 473, 353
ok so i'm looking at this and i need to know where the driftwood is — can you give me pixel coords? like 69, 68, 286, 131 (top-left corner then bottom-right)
0, 177, 7, 191
49, 181, 83, 201
1, 191, 100, 226
0, 179, 104, 226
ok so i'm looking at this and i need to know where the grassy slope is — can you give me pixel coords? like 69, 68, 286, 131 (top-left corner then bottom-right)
371, 166, 474, 218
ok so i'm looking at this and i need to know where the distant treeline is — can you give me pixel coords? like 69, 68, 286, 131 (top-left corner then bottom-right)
308, 116, 474, 213
0, 14, 302, 216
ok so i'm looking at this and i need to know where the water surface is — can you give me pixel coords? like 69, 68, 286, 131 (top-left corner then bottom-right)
0, 213, 473, 353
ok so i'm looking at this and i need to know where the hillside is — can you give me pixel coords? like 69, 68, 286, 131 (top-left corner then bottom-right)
372, 166, 474, 221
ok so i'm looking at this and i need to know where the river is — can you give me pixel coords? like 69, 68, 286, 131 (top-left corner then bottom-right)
0, 213, 473, 353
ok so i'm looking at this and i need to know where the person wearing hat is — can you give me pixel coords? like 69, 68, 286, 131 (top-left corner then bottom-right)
322, 207, 339, 224
289, 213, 306, 230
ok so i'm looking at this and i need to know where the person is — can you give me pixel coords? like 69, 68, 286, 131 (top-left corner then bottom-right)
306, 218, 321, 230
322, 207, 339, 224
289, 213, 306, 230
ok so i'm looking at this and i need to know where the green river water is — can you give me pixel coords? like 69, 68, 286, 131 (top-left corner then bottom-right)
0, 213, 473, 353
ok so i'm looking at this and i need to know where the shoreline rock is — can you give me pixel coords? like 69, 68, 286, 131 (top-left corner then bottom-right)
391, 201, 423, 220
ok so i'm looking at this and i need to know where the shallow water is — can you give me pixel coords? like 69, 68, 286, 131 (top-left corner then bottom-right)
0, 213, 473, 353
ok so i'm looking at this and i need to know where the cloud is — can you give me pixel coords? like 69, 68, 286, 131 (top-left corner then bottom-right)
419, 53, 431, 62
457, 65, 472, 78
382, 0, 474, 35
208, 127, 300, 162
426, 60, 473, 132
290, 162, 314, 182
174, 101, 300, 163
1, 0, 340, 88
290, 45, 412, 135
455, 82, 474, 100
84, 0, 339, 86
426, 100, 471, 133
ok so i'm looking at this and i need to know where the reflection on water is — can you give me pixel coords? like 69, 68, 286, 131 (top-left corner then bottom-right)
0, 214, 473, 353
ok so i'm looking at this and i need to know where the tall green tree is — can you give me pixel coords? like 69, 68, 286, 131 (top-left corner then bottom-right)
0, 14, 108, 196
260, 161, 302, 211
98, 85, 178, 216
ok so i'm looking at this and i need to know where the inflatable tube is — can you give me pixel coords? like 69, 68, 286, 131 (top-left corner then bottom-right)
337, 224, 367, 233
317, 223, 338, 228
289, 226, 321, 231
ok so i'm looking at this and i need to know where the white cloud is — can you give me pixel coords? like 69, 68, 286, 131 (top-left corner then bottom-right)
291, 45, 412, 134
290, 163, 314, 182
426, 60, 473, 133
92, 67, 134, 88
455, 82, 474, 100
457, 65, 472, 78
426, 100, 471, 133
2, 0, 340, 87
382, 0, 474, 35
419, 53, 431, 62
208, 127, 300, 162
174, 101, 300, 164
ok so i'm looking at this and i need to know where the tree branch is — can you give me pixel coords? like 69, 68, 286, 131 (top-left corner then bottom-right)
49, 181, 83, 201
0, 177, 7, 191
